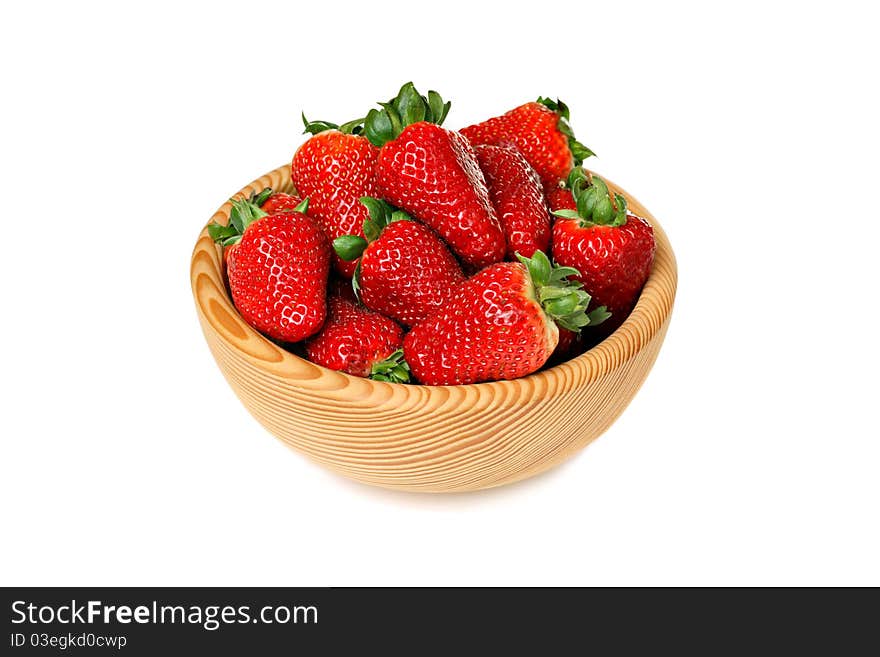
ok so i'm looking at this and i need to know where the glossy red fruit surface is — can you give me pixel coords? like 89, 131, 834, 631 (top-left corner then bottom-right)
359, 220, 465, 327
226, 211, 330, 343
305, 297, 403, 378
475, 143, 551, 259
260, 192, 303, 214
549, 170, 655, 325
291, 130, 379, 278
544, 183, 577, 213
552, 215, 655, 320
462, 101, 585, 185
375, 121, 505, 268
404, 262, 557, 385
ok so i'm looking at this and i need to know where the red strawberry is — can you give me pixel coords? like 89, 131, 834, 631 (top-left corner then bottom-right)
291, 118, 380, 278
404, 251, 608, 385
358, 83, 505, 268
260, 190, 304, 214
551, 169, 655, 329
461, 98, 593, 185
208, 196, 330, 342
333, 198, 465, 327
227, 187, 304, 216
305, 297, 409, 382
544, 181, 577, 214
474, 143, 550, 259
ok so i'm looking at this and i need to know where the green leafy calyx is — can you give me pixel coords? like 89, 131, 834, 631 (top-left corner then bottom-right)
551, 168, 628, 228
370, 349, 410, 383
301, 112, 365, 136
332, 197, 410, 262
360, 197, 410, 240
536, 96, 595, 166
208, 189, 311, 246
362, 82, 451, 147
516, 250, 610, 332
332, 235, 369, 262
333, 198, 411, 301
208, 188, 273, 246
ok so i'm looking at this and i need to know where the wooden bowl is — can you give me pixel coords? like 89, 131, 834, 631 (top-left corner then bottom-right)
191, 165, 677, 492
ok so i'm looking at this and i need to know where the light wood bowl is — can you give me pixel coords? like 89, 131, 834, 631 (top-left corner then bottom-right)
191, 165, 677, 492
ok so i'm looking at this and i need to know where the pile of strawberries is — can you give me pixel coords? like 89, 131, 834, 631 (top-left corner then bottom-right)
210, 83, 656, 386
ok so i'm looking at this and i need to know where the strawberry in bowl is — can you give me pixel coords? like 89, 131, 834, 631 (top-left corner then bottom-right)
551, 168, 656, 332
208, 194, 330, 343
191, 83, 677, 492
333, 198, 465, 328
404, 251, 608, 385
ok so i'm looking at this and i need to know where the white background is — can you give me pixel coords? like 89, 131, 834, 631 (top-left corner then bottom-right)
1, 1, 878, 586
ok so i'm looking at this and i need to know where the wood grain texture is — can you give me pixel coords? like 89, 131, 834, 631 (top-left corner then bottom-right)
190, 165, 677, 492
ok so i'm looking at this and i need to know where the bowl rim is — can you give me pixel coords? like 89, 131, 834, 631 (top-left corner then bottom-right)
191, 164, 677, 392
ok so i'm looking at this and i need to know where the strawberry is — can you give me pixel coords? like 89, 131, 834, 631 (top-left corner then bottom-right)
358, 83, 505, 269
460, 98, 593, 185
544, 181, 577, 214
226, 187, 304, 216
260, 190, 304, 214
551, 168, 655, 329
333, 198, 465, 327
305, 296, 409, 382
208, 196, 330, 342
403, 251, 608, 385
215, 189, 305, 268
291, 117, 380, 278
474, 143, 550, 259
